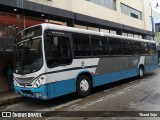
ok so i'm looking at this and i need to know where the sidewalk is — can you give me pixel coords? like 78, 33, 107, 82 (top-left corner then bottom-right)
0, 91, 25, 106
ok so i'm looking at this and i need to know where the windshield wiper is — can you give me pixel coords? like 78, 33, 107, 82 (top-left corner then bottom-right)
50, 63, 66, 67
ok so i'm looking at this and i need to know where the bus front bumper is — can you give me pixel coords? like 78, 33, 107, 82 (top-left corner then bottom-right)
14, 85, 48, 100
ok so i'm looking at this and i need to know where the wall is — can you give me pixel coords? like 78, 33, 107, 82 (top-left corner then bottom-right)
141, 0, 152, 31
0, 53, 13, 92
27, 0, 52, 6
71, 0, 152, 31
28, 0, 152, 31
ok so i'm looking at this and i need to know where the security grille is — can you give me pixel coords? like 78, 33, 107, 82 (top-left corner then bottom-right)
16, 77, 35, 83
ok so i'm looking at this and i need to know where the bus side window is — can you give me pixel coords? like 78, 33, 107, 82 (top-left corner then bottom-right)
73, 34, 91, 57
45, 35, 72, 68
108, 38, 122, 55
148, 43, 156, 55
141, 42, 149, 55
91, 36, 109, 56
132, 42, 141, 55
122, 40, 132, 55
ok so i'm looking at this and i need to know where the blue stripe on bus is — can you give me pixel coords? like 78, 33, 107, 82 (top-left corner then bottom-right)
14, 85, 48, 100
145, 64, 158, 72
47, 79, 75, 98
93, 68, 138, 87
14, 63, 158, 100
93, 74, 111, 86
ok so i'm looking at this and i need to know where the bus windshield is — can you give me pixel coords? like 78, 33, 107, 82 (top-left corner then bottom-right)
14, 37, 43, 74
14, 26, 43, 74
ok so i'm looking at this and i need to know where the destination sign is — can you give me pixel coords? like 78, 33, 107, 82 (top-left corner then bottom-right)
16, 25, 42, 42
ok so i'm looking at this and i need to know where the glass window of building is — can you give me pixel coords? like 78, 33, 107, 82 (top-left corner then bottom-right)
0, 12, 46, 38
87, 0, 116, 10
121, 3, 142, 20
0, 12, 17, 37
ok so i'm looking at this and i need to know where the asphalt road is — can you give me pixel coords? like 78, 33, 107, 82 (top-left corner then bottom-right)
1, 68, 160, 120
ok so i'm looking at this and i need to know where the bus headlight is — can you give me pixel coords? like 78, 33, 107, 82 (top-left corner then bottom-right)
33, 76, 45, 88
13, 78, 19, 86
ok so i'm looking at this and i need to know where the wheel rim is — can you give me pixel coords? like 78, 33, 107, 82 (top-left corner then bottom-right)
140, 68, 143, 77
80, 79, 89, 93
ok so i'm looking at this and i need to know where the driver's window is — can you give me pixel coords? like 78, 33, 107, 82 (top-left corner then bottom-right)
45, 35, 72, 68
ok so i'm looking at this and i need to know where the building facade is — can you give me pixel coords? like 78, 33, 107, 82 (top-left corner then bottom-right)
155, 21, 160, 47
0, 0, 155, 92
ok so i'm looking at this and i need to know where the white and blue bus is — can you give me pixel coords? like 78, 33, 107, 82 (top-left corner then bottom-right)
13, 23, 158, 100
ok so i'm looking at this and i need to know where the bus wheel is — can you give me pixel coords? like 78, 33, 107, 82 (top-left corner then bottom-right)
139, 66, 144, 79
76, 75, 91, 98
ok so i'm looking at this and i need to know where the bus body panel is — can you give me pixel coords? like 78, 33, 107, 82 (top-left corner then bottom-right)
45, 58, 98, 98
47, 78, 75, 99
14, 84, 48, 100
13, 23, 158, 100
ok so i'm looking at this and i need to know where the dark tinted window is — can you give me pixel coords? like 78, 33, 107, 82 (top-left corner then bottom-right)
132, 42, 141, 55
122, 40, 132, 55
73, 34, 91, 57
91, 36, 109, 56
45, 35, 72, 68
141, 42, 149, 55
148, 43, 156, 55
109, 38, 122, 55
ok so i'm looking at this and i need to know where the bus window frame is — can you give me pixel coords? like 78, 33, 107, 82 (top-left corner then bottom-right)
44, 30, 73, 68
72, 33, 92, 58
132, 41, 142, 56
121, 40, 133, 56
90, 35, 110, 57
108, 37, 123, 56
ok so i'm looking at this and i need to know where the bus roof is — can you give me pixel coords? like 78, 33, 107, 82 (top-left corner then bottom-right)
21, 23, 156, 44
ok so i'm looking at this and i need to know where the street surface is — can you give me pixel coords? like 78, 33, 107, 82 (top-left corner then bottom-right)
1, 68, 160, 120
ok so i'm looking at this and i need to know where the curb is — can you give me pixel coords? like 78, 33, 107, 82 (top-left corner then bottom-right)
0, 96, 26, 106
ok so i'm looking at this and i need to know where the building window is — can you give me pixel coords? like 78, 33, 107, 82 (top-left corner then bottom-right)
87, 0, 116, 10
121, 3, 142, 20
0, 12, 46, 38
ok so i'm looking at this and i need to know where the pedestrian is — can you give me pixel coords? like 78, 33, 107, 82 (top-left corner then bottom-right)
5, 64, 13, 92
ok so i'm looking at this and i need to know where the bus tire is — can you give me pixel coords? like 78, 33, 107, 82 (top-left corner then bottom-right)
76, 75, 92, 98
139, 66, 144, 79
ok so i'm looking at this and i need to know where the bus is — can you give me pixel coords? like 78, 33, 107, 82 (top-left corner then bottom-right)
13, 23, 158, 100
